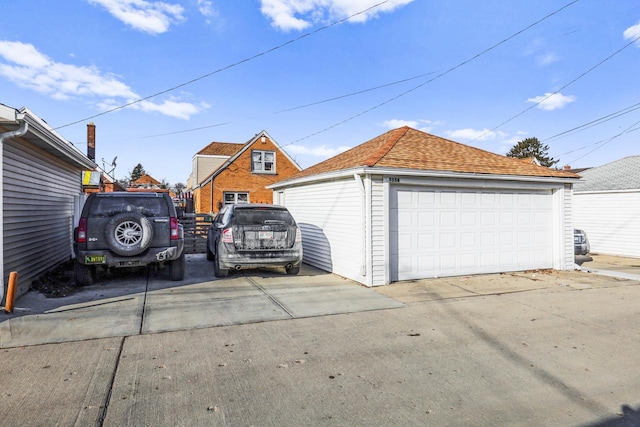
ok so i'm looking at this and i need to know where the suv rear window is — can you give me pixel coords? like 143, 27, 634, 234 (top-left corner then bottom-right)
232, 208, 295, 226
88, 197, 169, 217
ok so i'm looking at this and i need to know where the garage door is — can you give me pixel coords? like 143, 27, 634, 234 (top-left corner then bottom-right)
390, 187, 553, 281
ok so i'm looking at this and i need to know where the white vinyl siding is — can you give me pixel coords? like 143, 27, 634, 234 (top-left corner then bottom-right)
573, 190, 640, 258
278, 178, 363, 283
3, 139, 82, 296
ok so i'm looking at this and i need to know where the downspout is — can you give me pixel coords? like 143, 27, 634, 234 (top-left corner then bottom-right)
0, 116, 28, 303
354, 174, 367, 282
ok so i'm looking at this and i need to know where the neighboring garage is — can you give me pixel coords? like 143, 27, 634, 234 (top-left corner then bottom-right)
270, 127, 579, 286
572, 155, 640, 258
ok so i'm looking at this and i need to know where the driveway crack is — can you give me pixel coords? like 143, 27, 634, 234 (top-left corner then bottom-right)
245, 277, 295, 319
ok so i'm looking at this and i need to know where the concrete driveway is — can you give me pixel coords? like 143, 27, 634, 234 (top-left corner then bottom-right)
1, 255, 640, 426
0, 255, 404, 349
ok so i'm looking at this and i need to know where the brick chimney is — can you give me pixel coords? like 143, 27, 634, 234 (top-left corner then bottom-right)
563, 165, 571, 171
87, 122, 96, 161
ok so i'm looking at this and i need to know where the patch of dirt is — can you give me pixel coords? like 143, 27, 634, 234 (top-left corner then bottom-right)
29, 260, 79, 298
523, 269, 554, 275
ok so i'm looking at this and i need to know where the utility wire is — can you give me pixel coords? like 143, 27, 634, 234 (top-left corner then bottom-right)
544, 101, 640, 144
566, 117, 640, 164
53, 0, 391, 130
283, 0, 580, 146
473, 33, 640, 142
137, 69, 440, 139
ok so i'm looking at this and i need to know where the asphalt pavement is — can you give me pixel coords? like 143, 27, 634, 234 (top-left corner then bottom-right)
0, 254, 639, 426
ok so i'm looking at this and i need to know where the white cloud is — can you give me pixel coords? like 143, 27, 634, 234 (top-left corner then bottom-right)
444, 128, 504, 141
382, 118, 435, 132
536, 52, 559, 66
0, 40, 203, 119
197, 0, 219, 24
286, 143, 351, 157
623, 21, 640, 46
527, 92, 576, 111
260, 0, 415, 31
87, 0, 185, 34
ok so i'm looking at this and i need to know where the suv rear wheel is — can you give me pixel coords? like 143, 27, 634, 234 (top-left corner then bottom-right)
74, 262, 94, 286
286, 265, 300, 275
169, 252, 186, 281
213, 252, 229, 278
105, 212, 153, 256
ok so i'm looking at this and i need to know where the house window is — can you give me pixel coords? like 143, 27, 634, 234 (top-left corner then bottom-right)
252, 150, 276, 173
224, 192, 249, 205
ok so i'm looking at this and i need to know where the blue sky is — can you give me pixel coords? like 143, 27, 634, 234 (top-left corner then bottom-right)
1, 0, 639, 185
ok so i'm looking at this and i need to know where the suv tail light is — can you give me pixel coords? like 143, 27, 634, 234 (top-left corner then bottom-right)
77, 218, 87, 243
221, 228, 233, 243
295, 227, 302, 243
170, 217, 180, 240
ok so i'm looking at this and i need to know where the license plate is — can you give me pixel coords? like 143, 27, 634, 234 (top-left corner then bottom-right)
85, 255, 106, 264
259, 231, 274, 239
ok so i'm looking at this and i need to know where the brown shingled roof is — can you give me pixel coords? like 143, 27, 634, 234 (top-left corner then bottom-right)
132, 174, 161, 185
283, 127, 577, 181
197, 141, 244, 156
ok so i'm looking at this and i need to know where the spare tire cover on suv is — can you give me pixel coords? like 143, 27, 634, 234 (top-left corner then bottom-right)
105, 212, 153, 256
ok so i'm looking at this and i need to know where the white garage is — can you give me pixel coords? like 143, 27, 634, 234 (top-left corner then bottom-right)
270, 127, 578, 286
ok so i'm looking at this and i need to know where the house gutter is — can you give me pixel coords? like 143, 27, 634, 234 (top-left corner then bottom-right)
0, 114, 28, 303
269, 166, 582, 190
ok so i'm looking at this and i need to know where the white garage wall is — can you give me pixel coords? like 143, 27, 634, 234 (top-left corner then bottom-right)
573, 191, 640, 258
278, 178, 365, 283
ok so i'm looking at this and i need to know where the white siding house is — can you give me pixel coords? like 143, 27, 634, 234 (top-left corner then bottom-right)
271, 127, 579, 286
1, 105, 96, 301
573, 156, 640, 258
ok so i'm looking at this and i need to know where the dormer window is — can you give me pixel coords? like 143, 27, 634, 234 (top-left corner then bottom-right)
252, 150, 275, 174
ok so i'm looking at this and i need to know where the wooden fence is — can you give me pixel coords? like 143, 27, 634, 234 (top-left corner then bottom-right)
180, 213, 212, 254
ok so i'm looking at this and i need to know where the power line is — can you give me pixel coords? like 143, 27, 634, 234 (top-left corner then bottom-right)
544, 101, 640, 144
136, 69, 441, 139
473, 33, 640, 142
283, 0, 581, 146
53, 0, 391, 131
565, 117, 640, 164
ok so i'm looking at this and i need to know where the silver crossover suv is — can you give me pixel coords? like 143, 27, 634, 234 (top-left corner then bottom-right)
207, 204, 303, 277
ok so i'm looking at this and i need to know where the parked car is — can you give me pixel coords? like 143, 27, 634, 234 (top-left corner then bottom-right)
207, 204, 303, 277
73, 192, 185, 286
574, 229, 590, 255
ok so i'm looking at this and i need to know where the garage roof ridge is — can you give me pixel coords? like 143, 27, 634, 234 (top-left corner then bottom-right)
363, 126, 410, 167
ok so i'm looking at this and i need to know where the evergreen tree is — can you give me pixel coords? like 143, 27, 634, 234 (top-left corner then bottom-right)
130, 163, 146, 182
506, 137, 558, 168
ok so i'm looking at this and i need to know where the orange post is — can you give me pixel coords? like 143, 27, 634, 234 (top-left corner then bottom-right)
4, 272, 18, 313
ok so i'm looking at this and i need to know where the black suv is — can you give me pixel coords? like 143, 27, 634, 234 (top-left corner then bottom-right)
73, 192, 185, 286
206, 204, 303, 277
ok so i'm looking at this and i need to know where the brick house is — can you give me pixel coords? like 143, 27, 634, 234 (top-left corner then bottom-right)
129, 173, 168, 192
188, 130, 301, 214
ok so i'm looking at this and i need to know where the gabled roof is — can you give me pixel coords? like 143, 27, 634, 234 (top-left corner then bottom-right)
278, 127, 577, 183
519, 157, 542, 166
573, 155, 640, 192
197, 141, 244, 156
132, 174, 161, 185
200, 130, 301, 186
